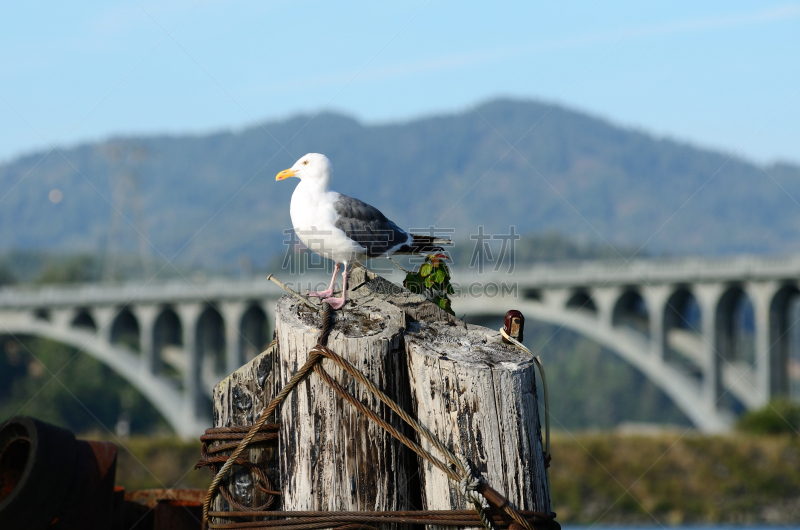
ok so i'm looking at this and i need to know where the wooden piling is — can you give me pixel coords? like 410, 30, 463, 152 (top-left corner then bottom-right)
276, 293, 416, 514
406, 320, 551, 514
209, 267, 552, 526
211, 341, 281, 517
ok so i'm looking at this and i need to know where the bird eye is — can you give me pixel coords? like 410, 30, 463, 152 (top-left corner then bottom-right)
303, 160, 308, 165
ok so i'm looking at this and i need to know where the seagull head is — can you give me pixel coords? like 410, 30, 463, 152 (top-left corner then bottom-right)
276, 153, 332, 190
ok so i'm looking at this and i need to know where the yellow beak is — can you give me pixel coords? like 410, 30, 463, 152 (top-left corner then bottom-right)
276, 168, 297, 181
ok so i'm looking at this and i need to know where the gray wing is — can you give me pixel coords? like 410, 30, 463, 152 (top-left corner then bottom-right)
333, 194, 410, 258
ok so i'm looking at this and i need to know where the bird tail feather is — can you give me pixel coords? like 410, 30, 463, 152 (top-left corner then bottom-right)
394, 234, 449, 255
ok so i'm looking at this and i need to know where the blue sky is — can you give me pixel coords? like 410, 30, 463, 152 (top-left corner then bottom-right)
1, 1, 799, 165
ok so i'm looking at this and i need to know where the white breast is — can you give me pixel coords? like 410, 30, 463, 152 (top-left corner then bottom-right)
290, 181, 365, 263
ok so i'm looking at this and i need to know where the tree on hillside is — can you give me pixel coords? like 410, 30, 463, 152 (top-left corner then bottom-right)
35, 255, 100, 284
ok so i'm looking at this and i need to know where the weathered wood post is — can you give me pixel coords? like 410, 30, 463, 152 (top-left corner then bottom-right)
406, 321, 551, 514
208, 267, 553, 526
211, 341, 281, 517
275, 293, 417, 513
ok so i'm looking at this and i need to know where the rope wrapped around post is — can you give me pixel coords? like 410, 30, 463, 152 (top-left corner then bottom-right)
202, 302, 558, 530
196, 424, 281, 511
202, 303, 335, 525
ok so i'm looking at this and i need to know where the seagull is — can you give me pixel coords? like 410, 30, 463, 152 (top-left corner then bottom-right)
276, 153, 447, 309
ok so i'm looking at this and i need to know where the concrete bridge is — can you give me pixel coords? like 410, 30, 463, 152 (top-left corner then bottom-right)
2, 255, 800, 438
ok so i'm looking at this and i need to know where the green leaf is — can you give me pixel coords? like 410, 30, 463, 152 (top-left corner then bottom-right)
420, 263, 433, 277
435, 296, 454, 315
407, 259, 455, 315
404, 273, 424, 294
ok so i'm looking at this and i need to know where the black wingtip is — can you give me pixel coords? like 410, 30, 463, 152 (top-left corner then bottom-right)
394, 234, 449, 255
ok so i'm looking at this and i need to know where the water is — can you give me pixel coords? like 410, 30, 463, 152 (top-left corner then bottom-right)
561, 522, 800, 530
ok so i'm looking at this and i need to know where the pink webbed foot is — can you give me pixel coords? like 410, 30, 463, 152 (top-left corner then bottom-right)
322, 297, 347, 310
310, 263, 341, 299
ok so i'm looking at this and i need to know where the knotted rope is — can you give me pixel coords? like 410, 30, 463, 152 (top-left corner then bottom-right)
458, 453, 495, 530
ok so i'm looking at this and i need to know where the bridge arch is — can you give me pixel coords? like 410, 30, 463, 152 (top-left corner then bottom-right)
531, 301, 729, 431
717, 286, 755, 368
0, 319, 206, 438
665, 287, 702, 334
240, 303, 268, 362
153, 306, 182, 375
566, 289, 597, 313
110, 307, 140, 352
72, 308, 97, 330
613, 288, 650, 336
769, 284, 800, 397
663, 287, 703, 376
197, 304, 225, 375
456, 297, 732, 432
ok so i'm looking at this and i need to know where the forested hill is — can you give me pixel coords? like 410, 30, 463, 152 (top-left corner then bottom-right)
2, 98, 800, 270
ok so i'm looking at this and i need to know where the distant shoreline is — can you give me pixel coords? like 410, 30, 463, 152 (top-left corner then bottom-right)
101, 431, 800, 525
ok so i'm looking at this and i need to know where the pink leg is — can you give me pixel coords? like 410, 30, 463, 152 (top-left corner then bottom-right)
323, 263, 349, 310
309, 263, 341, 298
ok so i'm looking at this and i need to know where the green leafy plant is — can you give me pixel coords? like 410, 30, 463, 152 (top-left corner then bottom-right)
403, 254, 455, 315
736, 398, 800, 436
